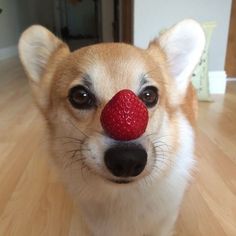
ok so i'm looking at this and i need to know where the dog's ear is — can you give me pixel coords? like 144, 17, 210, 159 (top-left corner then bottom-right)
19, 25, 69, 82
148, 19, 205, 97
19, 25, 69, 111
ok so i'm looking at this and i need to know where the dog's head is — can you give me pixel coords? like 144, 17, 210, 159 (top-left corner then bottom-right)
19, 20, 205, 190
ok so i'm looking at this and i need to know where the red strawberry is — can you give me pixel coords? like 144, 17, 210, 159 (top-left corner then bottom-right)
100, 89, 148, 141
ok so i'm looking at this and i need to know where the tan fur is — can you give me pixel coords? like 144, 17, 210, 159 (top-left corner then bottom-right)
42, 42, 188, 167
19, 20, 205, 236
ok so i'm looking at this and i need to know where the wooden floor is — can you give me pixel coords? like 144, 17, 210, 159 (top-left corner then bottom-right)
0, 57, 235, 236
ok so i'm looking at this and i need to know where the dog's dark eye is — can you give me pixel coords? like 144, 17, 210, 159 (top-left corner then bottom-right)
68, 85, 96, 109
139, 86, 158, 108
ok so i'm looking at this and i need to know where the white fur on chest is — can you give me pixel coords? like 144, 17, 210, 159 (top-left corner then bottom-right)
75, 114, 195, 236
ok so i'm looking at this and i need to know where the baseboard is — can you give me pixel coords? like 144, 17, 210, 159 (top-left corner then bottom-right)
209, 71, 227, 94
0, 45, 18, 60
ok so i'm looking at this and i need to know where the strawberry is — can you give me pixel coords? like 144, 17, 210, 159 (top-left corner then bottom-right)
100, 89, 148, 141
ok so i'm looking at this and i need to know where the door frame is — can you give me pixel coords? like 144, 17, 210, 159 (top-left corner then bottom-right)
121, 0, 133, 44
225, 0, 236, 78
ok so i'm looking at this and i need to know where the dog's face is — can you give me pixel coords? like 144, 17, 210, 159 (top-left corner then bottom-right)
19, 20, 205, 189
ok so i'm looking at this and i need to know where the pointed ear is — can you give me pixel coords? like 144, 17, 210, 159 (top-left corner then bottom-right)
18, 25, 69, 82
18, 25, 69, 112
150, 19, 205, 96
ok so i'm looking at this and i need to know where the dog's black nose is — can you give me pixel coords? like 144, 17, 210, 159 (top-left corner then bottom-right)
104, 144, 147, 177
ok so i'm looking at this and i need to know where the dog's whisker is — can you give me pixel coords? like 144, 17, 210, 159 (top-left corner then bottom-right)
155, 157, 173, 167
154, 150, 172, 157
89, 129, 104, 137
65, 156, 85, 169
153, 142, 168, 147
143, 132, 159, 139
153, 142, 173, 152
55, 136, 84, 142
62, 140, 83, 146
153, 139, 173, 146
154, 144, 171, 152
153, 139, 171, 144
146, 133, 173, 139
67, 118, 89, 138
145, 133, 164, 138
65, 150, 82, 168
153, 144, 172, 151
62, 145, 91, 169
152, 165, 165, 174
152, 143, 176, 169
66, 148, 90, 154
154, 148, 173, 159
80, 160, 92, 184
70, 158, 87, 166
154, 157, 173, 168
156, 155, 175, 165
143, 175, 152, 187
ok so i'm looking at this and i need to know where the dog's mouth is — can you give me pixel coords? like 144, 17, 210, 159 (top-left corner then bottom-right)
110, 179, 133, 184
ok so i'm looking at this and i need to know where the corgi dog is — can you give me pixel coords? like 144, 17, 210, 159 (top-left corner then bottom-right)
19, 19, 205, 236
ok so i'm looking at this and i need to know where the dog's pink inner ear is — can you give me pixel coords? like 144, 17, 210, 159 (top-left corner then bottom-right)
100, 89, 148, 141
18, 25, 69, 83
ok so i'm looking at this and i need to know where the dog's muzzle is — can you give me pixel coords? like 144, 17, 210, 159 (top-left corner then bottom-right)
104, 143, 147, 178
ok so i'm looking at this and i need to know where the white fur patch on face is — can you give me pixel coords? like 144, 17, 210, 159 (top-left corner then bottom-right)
82, 133, 111, 177
144, 111, 174, 181
80, 57, 150, 102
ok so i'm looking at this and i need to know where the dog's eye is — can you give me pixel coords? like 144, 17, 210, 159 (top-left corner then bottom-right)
139, 86, 158, 108
68, 85, 96, 109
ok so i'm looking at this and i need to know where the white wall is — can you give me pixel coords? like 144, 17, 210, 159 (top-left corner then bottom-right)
134, 0, 232, 72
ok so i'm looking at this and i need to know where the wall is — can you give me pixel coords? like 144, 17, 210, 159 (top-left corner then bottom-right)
0, 0, 21, 49
0, 0, 54, 59
134, 0, 232, 72
18, 0, 54, 32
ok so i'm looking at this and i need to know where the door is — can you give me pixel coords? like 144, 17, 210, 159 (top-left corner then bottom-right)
121, 0, 133, 44
225, 0, 236, 78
